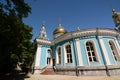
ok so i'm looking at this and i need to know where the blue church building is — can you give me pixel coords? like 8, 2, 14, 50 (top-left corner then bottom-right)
33, 9, 120, 76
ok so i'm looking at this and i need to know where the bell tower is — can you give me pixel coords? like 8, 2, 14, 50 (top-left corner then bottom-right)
38, 24, 48, 40
112, 9, 120, 32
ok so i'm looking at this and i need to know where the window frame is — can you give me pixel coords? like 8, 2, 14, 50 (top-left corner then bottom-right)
65, 43, 73, 63
56, 46, 62, 64
108, 40, 120, 61
85, 40, 99, 62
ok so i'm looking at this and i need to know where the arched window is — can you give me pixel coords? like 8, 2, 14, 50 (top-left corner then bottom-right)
65, 44, 73, 63
57, 47, 61, 64
86, 41, 98, 62
109, 40, 120, 61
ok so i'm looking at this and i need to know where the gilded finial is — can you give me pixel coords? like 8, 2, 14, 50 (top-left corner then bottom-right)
77, 26, 80, 31
112, 8, 116, 14
42, 21, 45, 26
58, 18, 62, 26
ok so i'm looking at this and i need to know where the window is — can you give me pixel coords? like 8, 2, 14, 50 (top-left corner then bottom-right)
86, 41, 98, 62
47, 49, 52, 53
65, 44, 73, 63
47, 58, 51, 65
109, 40, 120, 61
57, 47, 61, 64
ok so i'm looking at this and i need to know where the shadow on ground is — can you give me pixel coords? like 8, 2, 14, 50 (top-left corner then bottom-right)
0, 70, 30, 80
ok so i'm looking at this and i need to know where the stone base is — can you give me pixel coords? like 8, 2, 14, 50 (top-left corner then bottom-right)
34, 70, 41, 74
55, 65, 120, 76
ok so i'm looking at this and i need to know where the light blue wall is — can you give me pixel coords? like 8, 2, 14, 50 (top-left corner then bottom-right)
79, 36, 104, 66
39, 45, 49, 67
54, 36, 107, 67
79, 37, 88, 66
96, 36, 120, 65
38, 35, 120, 67
103, 36, 115, 64
55, 39, 76, 67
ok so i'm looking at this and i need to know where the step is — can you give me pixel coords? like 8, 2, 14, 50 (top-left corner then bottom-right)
41, 68, 56, 75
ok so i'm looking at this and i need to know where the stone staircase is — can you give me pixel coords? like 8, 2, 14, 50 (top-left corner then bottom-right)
41, 68, 56, 75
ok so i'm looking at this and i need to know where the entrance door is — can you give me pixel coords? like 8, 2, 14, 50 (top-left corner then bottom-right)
53, 58, 55, 66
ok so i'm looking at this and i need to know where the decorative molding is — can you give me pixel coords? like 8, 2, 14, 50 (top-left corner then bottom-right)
53, 28, 119, 44
35, 38, 52, 45
35, 28, 120, 45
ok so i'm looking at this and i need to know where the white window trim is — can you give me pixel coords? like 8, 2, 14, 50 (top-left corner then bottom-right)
84, 39, 101, 66
56, 46, 62, 64
64, 42, 73, 64
47, 48, 52, 53
113, 38, 120, 56
108, 39, 118, 64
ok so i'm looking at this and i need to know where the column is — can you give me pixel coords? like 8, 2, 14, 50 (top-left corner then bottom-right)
114, 38, 120, 54
34, 45, 42, 73
75, 38, 83, 66
98, 36, 111, 65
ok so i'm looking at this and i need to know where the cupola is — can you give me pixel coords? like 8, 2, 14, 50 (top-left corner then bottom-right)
53, 24, 67, 38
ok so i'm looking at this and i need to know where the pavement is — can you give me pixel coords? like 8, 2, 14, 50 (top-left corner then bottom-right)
25, 74, 120, 80
1, 69, 120, 80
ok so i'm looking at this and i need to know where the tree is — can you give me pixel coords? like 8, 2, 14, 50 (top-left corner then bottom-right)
0, 0, 33, 74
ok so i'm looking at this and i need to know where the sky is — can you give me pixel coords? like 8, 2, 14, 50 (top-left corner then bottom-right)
23, 0, 120, 41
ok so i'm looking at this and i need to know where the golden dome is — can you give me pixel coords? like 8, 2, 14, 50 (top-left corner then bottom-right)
112, 9, 120, 19
53, 24, 67, 35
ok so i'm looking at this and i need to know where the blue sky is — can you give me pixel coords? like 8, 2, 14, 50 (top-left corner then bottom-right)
23, 0, 120, 41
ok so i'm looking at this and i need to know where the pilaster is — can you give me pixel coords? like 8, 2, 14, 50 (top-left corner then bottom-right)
97, 36, 111, 65
75, 38, 83, 66
34, 45, 42, 73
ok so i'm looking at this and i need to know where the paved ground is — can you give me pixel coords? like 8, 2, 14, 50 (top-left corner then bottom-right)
1, 70, 120, 80
25, 74, 120, 80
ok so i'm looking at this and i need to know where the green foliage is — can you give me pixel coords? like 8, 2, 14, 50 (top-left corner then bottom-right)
0, 0, 33, 74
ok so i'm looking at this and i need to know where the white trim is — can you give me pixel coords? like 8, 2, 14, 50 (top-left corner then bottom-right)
56, 47, 58, 64
56, 46, 62, 64
64, 44, 67, 63
36, 38, 51, 45
53, 28, 119, 44
45, 47, 48, 66
64, 42, 73, 63
84, 39, 101, 66
34, 45, 42, 67
107, 39, 117, 64
50, 58, 53, 66
84, 40, 90, 66
114, 38, 120, 55
75, 38, 83, 66
64, 42, 70, 63
98, 36, 111, 65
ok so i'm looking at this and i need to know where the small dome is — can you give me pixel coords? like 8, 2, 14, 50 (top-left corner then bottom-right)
53, 24, 67, 35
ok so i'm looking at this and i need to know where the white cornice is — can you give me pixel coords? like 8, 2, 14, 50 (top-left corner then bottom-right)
53, 28, 120, 44
35, 28, 120, 45
35, 38, 52, 45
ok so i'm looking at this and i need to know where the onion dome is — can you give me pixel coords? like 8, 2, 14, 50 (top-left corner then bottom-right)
53, 24, 67, 35
112, 9, 120, 27
112, 8, 120, 18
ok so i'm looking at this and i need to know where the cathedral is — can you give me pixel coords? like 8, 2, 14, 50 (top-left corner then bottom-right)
32, 9, 120, 76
